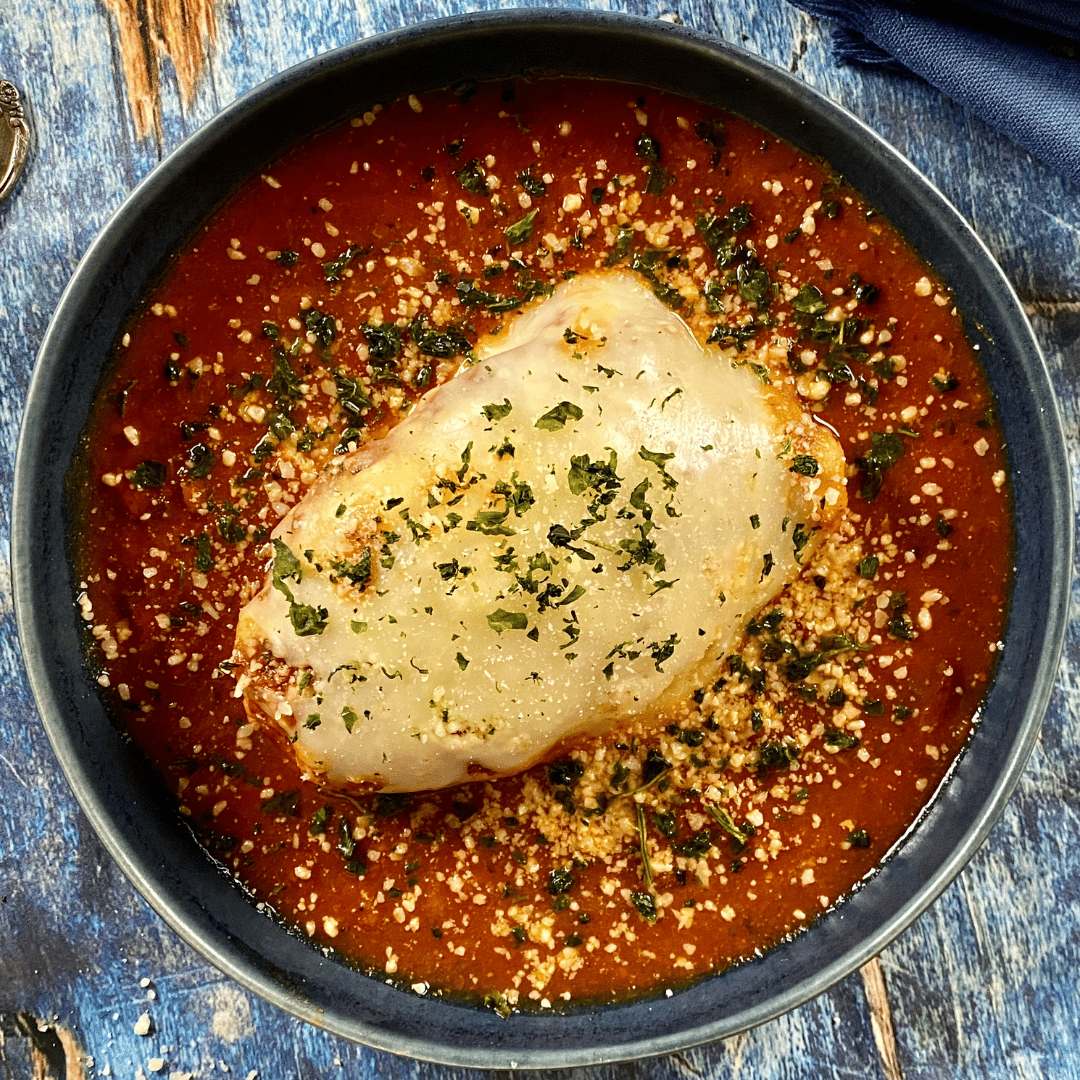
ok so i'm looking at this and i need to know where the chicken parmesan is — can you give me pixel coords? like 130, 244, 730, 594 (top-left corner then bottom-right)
235, 272, 846, 792
73, 77, 1010, 1011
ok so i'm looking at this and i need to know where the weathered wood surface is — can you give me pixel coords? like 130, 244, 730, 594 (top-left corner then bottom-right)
0, 0, 1077, 1076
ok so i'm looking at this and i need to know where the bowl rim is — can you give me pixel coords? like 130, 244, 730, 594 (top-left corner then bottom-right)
12, 6, 1072, 1068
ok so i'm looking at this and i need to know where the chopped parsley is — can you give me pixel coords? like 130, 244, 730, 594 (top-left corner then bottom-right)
505, 209, 538, 247
535, 401, 583, 431
487, 608, 528, 634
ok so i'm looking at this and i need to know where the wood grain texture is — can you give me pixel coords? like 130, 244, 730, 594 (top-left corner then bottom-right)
0, 0, 1078, 1076
101, 0, 218, 140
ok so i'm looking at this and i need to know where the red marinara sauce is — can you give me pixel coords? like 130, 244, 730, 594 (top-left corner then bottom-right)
73, 78, 1010, 1011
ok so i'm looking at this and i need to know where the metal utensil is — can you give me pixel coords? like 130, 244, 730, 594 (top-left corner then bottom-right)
0, 80, 29, 204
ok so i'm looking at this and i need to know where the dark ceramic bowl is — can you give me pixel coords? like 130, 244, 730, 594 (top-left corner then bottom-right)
12, 9, 1071, 1068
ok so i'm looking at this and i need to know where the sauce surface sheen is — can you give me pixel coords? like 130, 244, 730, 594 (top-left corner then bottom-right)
75, 78, 1011, 1011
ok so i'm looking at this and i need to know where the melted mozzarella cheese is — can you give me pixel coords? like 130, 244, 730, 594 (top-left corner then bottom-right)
234, 271, 846, 792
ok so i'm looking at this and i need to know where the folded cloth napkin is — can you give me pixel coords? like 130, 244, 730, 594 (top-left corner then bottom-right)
786, 0, 1080, 186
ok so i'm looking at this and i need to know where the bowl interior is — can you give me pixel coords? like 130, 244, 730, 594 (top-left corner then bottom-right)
12, 9, 1070, 1069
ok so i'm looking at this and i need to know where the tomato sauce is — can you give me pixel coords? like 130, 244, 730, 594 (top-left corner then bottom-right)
73, 78, 1010, 1011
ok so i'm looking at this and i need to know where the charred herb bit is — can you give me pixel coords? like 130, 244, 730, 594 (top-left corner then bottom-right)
674, 829, 714, 858
824, 727, 861, 750
644, 164, 674, 197
728, 652, 766, 694
707, 319, 765, 352
309, 805, 333, 836
931, 372, 960, 393
642, 748, 672, 785
505, 209, 538, 247
228, 372, 265, 400
856, 554, 880, 579
791, 283, 828, 318
850, 274, 880, 304
274, 249, 299, 267
299, 307, 337, 351
784, 633, 869, 682
332, 368, 373, 419
857, 431, 906, 501
696, 204, 753, 267
848, 829, 872, 848
547, 865, 576, 896
694, 115, 726, 153
627, 248, 685, 309
453, 158, 488, 194
215, 507, 246, 545
484, 991, 513, 1019
265, 409, 295, 443
186, 533, 214, 573
726, 203, 753, 233
162, 358, 181, 383
789, 454, 820, 477
261, 320, 281, 340
634, 133, 661, 162
758, 740, 800, 773
735, 258, 773, 308
760, 552, 774, 582
267, 346, 302, 405
887, 592, 916, 639
936, 513, 954, 539
131, 460, 167, 489
675, 726, 705, 748
516, 167, 547, 198
360, 322, 403, 361
791, 523, 814, 561
629, 890, 658, 922
455, 278, 521, 314
409, 317, 473, 360
333, 818, 356, 862
331, 551, 372, 589
548, 757, 584, 790
610, 761, 631, 790
322, 242, 366, 284
262, 789, 301, 817
184, 442, 216, 479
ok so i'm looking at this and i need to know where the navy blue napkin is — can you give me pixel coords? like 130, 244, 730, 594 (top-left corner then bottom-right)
787, 0, 1080, 186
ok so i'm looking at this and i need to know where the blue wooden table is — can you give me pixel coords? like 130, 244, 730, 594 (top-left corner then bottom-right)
1, 1, 1077, 1076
